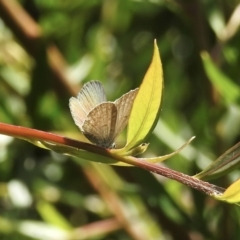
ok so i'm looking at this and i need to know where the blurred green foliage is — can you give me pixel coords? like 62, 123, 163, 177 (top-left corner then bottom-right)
0, 0, 240, 239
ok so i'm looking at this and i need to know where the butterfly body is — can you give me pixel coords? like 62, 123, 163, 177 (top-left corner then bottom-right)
69, 81, 138, 148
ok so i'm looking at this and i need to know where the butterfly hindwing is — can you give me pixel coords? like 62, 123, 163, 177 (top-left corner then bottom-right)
82, 102, 117, 148
113, 88, 139, 139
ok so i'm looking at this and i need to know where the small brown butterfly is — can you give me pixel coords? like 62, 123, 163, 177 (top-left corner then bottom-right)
69, 80, 138, 148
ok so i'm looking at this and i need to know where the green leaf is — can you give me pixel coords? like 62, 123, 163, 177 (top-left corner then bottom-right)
201, 52, 240, 103
213, 178, 240, 204
125, 40, 163, 150
38, 140, 120, 165
194, 142, 240, 180
111, 143, 149, 156
36, 200, 72, 230
145, 137, 195, 164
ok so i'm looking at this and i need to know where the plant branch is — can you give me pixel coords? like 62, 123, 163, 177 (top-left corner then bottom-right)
0, 122, 111, 157
0, 122, 226, 197
111, 154, 225, 196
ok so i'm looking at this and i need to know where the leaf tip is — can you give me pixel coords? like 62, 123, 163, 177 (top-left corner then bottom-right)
153, 39, 159, 51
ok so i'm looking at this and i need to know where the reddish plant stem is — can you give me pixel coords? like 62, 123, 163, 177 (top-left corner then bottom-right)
128, 158, 225, 196
72, 218, 122, 238
0, 122, 225, 196
0, 122, 110, 157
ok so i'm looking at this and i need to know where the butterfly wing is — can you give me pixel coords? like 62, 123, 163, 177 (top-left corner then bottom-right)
113, 88, 139, 139
77, 80, 107, 112
69, 80, 107, 130
69, 97, 87, 130
82, 102, 117, 148
69, 80, 138, 147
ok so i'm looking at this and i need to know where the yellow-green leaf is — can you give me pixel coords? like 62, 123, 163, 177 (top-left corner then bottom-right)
214, 178, 240, 204
145, 137, 195, 164
111, 143, 149, 156
125, 40, 163, 150
40, 140, 120, 165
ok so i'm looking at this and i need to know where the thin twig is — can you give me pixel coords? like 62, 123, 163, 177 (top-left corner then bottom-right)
0, 122, 225, 197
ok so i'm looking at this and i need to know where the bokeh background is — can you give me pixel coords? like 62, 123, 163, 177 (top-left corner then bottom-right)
0, 0, 240, 239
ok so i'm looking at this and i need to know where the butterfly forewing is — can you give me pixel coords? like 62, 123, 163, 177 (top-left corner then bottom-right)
69, 81, 106, 130
77, 81, 107, 110
77, 80, 107, 114
82, 102, 117, 148
69, 97, 88, 130
113, 88, 139, 139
